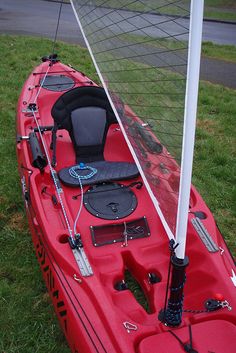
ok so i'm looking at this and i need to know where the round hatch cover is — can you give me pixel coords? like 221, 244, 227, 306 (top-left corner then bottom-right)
84, 183, 137, 220
40, 75, 75, 91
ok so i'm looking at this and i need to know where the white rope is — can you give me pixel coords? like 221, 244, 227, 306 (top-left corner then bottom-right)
33, 64, 51, 104
30, 63, 74, 239
73, 177, 84, 236
31, 108, 74, 238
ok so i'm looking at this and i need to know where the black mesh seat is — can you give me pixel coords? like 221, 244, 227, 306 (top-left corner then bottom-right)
58, 161, 139, 186
51, 86, 139, 186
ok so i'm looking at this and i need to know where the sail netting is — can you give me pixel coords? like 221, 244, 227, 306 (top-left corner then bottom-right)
71, 0, 191, 239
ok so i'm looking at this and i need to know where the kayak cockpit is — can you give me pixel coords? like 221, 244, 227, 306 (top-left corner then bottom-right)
50, 85, 139, 186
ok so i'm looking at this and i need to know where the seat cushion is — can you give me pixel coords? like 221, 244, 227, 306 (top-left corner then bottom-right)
58, 161, 139, 186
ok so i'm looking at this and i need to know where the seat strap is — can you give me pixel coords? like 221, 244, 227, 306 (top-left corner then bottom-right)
51, 123, 58, 167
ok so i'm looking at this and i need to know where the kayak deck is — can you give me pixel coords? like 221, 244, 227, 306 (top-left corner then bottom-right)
17, 60, 236, 353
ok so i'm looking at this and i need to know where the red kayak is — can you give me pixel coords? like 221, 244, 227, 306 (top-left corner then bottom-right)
17, 57, 236, 353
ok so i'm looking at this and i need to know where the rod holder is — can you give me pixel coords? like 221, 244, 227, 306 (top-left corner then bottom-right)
159, 255, 189, 326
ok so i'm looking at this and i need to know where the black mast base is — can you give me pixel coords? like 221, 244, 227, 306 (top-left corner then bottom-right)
159, 255, 189, 327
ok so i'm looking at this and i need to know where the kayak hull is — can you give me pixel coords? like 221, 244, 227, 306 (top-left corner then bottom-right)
17, 60, 236, 353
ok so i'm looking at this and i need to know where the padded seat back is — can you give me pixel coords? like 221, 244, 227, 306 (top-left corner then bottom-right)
51, 86, 117, 163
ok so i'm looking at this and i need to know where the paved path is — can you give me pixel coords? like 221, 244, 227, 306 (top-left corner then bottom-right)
0, 0, 236, 89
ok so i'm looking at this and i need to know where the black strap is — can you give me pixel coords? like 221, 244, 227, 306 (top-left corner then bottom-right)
51, 123, 58, 167
168, 326, 198, 353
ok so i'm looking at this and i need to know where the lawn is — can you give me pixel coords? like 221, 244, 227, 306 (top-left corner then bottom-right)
0, 34, 235, 352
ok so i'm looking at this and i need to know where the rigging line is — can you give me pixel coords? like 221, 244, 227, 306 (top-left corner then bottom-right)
143, 2, 189, 17
125, 149, 181, 164
98, 59, 187, 83
139, 104, 183, 112
85, 3, 188, 48
125, 117, 183, 127
126, 143, 181, 160
30, 106, 73, 239
94, 56, 186, 87
76, 1, 114, 23
84, 4, 188, 47
82, 0, 180, 18
110, 89, 184, 96
33, 65, 51, 104
84, 12, 188, 47
78, 0, 138, 22
118, 116, 182, 131
73, 177, 84, 236
87, 14, 189, 47
128, 121, 182, 132
104, 94, 182, 106
126, 119, 183, 133
128, 139, 181, 153
104, 61, 187, 85
52, 0, 64, 55
124, 104, 183, 115
128, 127, 182, 137
92, 33, 184, 55
125, 102, 183, 109
97, 46, 187, 64
93, 47, 188, 84
107, 77, 185, 84
125, 110, 183, 119
80, 0, 188, 32
168, 326, 197, 353
163, 241, 175, 319
122, 108, 184, 125
127, 0, 188, 15
92, 48, 187, 79
91, 43, 187, 76
71, 0, 175, 242
35, 80, 89, 88
107, 67, 187, 92
31, 64, 86, 243
33, 70, 76, 75
100, 63, 186, 74
32, 0, 75, 241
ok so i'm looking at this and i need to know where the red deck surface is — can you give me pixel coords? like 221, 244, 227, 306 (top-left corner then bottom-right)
17, 61, 236, 353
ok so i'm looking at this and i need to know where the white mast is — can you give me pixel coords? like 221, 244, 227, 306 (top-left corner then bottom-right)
175, 0, 204, 259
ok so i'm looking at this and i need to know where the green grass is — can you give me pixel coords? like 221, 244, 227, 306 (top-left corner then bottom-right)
202, 42, 236, 63
0, 34, 96, 353
204, 0, 236, 22
194, 83, 236, 252
112, 32, 236, 63
0, 34, 235, 352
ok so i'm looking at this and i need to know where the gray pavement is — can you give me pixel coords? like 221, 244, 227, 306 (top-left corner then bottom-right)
0, 0, 85, 44
0, 0, 236, 89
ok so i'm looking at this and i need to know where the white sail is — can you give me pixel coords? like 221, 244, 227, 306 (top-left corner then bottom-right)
70, 0, 203, 250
